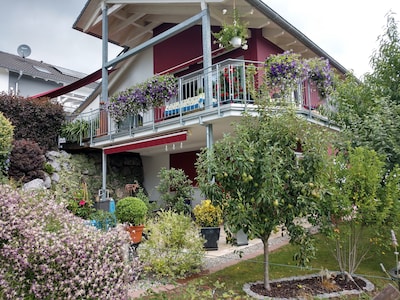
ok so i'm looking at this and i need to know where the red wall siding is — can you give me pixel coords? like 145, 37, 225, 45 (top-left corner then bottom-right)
153, 25, 283, 74
170, 150, 200, 186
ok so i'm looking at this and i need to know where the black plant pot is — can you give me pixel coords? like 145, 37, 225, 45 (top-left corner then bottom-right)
200, 227, 221, 251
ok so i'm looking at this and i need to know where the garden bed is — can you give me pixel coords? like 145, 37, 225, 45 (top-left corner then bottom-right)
243, 272, 374, 299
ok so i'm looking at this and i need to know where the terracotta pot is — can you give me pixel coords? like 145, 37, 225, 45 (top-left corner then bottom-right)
125, 225, 144, 244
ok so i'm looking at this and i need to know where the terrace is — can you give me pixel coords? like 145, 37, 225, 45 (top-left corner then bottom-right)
63, 59, 332, 148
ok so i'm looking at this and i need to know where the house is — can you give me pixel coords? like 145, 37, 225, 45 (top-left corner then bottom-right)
0, 50, 99, 113
68, 0, 347, 203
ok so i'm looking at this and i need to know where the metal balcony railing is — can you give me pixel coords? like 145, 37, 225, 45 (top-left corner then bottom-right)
62, 59, 325, 144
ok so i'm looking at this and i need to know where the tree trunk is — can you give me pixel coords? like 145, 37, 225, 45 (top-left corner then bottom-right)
262, 236, 271, 291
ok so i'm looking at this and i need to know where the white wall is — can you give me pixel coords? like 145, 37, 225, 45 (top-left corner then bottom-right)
142, 153, 169, 203
142, 152, 204, 208
0, 68, 9, 93
111, 48, 154, 94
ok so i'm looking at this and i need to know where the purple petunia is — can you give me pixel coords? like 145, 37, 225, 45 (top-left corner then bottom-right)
107, 74, 177, 122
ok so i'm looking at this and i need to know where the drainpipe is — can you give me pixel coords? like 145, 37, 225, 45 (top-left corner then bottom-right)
15, 70, 23, 95
101, 1, 109, 201
201, 0, 214, 150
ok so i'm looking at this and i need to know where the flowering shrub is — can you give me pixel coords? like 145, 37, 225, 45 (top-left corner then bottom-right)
139, 210, 205, 279
0, 185, 141, 299
193, 199, 223, 227
107, 74, 178, 123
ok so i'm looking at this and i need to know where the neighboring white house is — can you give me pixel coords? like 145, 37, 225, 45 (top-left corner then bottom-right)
0, 50, 99, 113
64, 0, 348, 203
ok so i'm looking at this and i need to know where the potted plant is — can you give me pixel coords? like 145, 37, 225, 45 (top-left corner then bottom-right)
115, 196, 148, 243
193, 199, 223, 250
212, 8, 249, 50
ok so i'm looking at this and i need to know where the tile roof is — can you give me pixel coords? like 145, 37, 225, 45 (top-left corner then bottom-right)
0, 50, 98, 89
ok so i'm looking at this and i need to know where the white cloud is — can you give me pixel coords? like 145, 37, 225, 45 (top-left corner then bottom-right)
265, 0, 400, 77
1, 0, 399, 78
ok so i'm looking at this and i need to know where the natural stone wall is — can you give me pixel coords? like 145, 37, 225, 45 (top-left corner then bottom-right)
23, 150, 145, 201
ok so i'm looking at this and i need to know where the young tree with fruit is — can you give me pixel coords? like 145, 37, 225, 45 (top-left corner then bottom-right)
196, 105, 333, 290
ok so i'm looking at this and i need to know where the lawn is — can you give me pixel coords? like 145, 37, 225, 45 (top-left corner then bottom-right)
142, 233, 398, 299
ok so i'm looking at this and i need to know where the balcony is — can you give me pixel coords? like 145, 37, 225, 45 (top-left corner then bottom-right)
63, 59, 331, 148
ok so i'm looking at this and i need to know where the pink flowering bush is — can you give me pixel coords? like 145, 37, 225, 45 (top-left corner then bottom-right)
0, 185, 142, 300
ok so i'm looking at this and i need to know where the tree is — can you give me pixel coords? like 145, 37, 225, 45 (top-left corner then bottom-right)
367, 12, 400, 105
329, 12, 400, 170
196, 107, 332, 290
320, 146, 400, 274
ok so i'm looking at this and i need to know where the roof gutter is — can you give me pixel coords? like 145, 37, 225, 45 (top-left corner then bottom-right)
246, 0, 349, 75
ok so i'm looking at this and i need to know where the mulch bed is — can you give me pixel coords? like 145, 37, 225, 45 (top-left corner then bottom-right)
249, 274, 369, 299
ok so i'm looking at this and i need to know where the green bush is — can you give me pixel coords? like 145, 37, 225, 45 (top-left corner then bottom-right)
138, 210, 205, 279
0, 111, 13, 178
89, 209, 117, 231
156, 167, 194, 214
115, 196, 148, 225
60, 119, 90, 143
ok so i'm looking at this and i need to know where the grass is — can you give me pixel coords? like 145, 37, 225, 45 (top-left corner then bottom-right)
141, 232, 399, 299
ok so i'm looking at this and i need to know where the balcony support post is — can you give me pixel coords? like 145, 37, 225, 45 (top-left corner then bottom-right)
101, 1, 109, 201
206, 123, 213, 149
201, 1, 214, 151
201, 1, 213, 109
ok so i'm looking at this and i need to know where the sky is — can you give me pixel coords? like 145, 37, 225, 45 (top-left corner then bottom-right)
1, 0, 399, 78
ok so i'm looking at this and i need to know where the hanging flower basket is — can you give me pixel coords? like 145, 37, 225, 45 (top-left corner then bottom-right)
304, 57, 334, 98
264, 51, 334, 101
213, 8, 249, 50
264, 51, 305, 100
106, 74, 178, 123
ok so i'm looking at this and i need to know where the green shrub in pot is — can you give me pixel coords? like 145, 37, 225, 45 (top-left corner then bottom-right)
115, 197, 148, 225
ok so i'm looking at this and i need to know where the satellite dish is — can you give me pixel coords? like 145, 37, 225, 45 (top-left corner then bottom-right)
17, 44, 31, 58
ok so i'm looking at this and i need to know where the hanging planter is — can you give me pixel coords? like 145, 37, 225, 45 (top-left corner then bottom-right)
213, 8, 249, 50
106, 74, 178, 123
230, 36, 242, 48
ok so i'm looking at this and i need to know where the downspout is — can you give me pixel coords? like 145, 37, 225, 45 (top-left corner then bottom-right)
15, 70, 23, 95
101, 1, 108, 201
201, 0, 214, 150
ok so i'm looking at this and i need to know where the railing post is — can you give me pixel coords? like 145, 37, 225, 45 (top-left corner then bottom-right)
242, 61, 247, 105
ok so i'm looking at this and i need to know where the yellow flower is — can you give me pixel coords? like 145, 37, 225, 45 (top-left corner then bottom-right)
193, 200, 223, 227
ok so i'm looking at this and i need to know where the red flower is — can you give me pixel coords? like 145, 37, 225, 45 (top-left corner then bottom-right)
79, 200, 86, 206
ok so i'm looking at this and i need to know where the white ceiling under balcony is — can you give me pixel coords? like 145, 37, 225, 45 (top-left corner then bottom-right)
73, 0, 330, 62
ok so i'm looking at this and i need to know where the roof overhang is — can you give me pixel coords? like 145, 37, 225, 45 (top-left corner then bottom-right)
31, 68, 115, 100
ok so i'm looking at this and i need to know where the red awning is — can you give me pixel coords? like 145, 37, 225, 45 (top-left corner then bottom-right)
103, 131, 187, 155
31, 68, 114, 99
